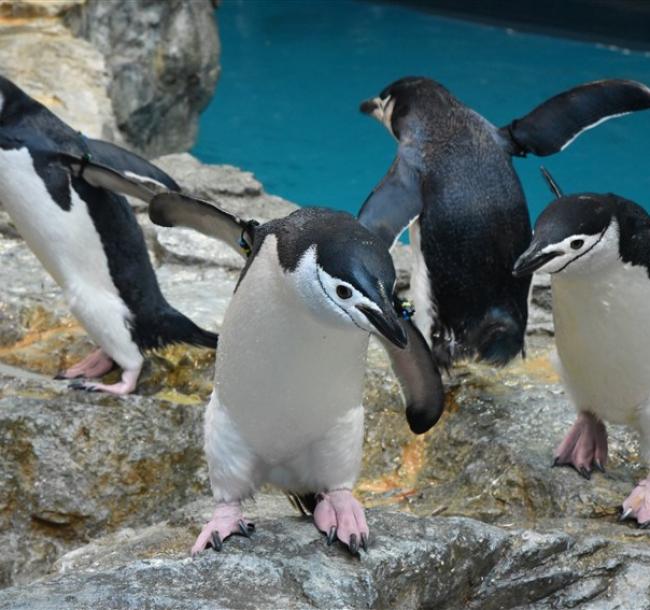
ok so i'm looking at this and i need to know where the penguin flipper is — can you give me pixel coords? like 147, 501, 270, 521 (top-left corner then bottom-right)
60, 153, 170, 203
379, 319, 445, 434
501, 79, 650, 157
86, 139, 180, 191
150, 192, 256, 258
358, 158, 422, 248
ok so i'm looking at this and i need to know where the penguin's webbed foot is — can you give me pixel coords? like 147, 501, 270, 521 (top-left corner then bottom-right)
191, 502, 254, 555
553, 412, 608, 478
313, 489, 369, 555
621, 479, 650, 527
68, 368, 140, 396
55, 348, 115, 380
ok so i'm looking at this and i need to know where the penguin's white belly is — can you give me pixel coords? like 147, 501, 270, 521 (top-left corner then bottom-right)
0, 147, 139, 365
215, 239, 369, 464
553, 265, 650, 426
409, 221, 435, 346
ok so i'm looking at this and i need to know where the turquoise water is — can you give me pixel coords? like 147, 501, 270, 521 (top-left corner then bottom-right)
193, 0, 650, 221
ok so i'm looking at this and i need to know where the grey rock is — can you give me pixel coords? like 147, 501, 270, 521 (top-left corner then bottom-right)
3, 497, 650, 609
0, 372, 207, 588
65, 0, 220, 157
0, 16, 119, 140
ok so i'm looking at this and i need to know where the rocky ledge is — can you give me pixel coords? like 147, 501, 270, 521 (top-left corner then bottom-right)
0, 152, 647, 608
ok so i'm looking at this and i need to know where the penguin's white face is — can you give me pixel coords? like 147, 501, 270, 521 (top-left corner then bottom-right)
287, 246, 405, 346
362, 95, 397, 140
288, 246, 381, 330
514, 220, 620, 278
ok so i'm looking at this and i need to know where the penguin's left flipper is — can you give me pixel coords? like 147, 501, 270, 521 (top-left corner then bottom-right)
379, 318, 445, 434
59, 152, 172, 203
149, 192, 257, 258
358, 157, 423, 249
501, 79, 650, 157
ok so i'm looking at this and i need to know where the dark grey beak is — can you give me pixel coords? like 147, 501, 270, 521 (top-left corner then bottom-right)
513, 246, 561, 278
357, 304, 407, 349
359, 99, 377, 115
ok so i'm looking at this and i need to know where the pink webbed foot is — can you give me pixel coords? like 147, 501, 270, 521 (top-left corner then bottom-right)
70, 368, 141, 396
553, 412, 608, 479
55, 348, 115, 380
621, 479, 650, 527
313, 489, 369, 554
191, 502, 255, 555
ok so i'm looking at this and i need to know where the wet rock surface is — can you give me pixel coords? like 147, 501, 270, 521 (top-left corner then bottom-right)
0, 155, 648, 608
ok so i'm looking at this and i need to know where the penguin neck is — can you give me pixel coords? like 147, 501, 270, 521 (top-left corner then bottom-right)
216, 235, 370, 439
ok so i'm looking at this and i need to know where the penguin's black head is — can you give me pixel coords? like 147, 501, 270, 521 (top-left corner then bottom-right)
273, 208, 407, 348
513, 194, 622, 277
359, 76, 455, 140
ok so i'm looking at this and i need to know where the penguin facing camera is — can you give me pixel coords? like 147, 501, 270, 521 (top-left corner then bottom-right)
513, 171, 650, 526
0, 75, 217, 395
64, 154, 447, 554
359, 76, 650, 367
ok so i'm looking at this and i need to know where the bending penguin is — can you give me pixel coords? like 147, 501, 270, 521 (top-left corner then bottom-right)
0, 75, 217, 394
513, 179, 650, 526
65, 154, 446, 553
359, 77, 650, 366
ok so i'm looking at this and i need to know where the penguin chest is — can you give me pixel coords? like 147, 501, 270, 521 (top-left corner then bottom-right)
0, 147, 111, 291
215, 242, 369, 462
0, 147, 136, 352
552, 265, 650, 425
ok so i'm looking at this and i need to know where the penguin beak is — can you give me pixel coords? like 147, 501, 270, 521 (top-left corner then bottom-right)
513, 245, 561, 277
359, 98, 378, 115
356, 304, 408, 349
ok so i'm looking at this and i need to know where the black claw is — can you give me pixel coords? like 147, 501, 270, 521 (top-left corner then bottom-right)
53, 373, 66, 380
594, 461, 606, 473
551, 457, 561, 468
360, 532, 368, 552
210, 531, 222, 552
349, 534, 359, 555
247, 522, 255, 532
239, 521, 252, 538
577, 466, 591, 480
326, 526, 337, 546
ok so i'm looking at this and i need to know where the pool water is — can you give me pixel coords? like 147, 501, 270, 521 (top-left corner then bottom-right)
192, 0, 650, 223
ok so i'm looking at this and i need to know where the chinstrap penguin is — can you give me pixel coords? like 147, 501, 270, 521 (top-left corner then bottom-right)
69, 156, 447, 553
359, 77, 650, 367
513, 188, 650, 525
0, 75, 217, 394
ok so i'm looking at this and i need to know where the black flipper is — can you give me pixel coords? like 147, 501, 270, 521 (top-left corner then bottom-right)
86, 139, 180, 191
358, 157, 423, 248
540, 166, 563, 198
501, 79, 650, 157
150, 192, 257, 258
378, 317, 445, 434
59, 152, 173, 203
58, 153, 257, 258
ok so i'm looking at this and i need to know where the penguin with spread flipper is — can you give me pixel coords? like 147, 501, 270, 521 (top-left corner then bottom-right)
359, 77, 650, 366
64, 154, 446, 553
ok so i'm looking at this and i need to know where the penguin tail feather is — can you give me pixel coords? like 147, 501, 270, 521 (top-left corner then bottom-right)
154, 309, 218, 350
469, 307, 524, 367
286, 492, 317, 516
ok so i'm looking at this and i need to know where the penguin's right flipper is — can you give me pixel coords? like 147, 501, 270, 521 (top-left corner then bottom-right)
358, 158, 423, 248
149, 192, 257, 257
501, 79, 650, 157
379, 318, 445, 434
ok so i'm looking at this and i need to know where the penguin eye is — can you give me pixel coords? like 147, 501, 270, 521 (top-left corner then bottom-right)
336, 285, 353, 300
570, 239, 584, 250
